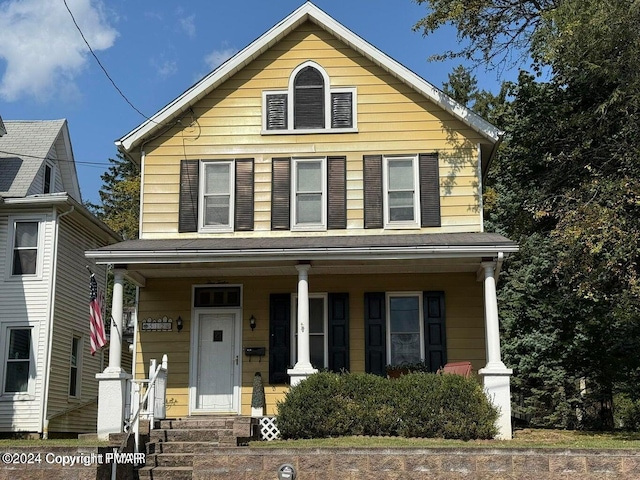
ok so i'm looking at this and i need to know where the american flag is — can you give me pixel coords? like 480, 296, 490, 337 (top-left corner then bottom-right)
89, 272, 107, 355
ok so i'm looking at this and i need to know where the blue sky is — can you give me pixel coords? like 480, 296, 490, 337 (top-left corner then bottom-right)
0, 0, 515, 205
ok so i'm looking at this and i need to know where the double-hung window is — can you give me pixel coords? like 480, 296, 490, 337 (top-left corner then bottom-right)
69, 335, 82, 398
200, 161, 234, 232
387, 293, 424, 365
383, 155, 420, 228
292, 157, 326, 230
10, 219, 40, 277
3, 327, 33, 395
292, 294, 328, 369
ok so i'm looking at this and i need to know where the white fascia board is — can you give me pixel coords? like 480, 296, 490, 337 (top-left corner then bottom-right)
118, 3, 314, 153
117, 3, 502, 153
85, 244, 518, 265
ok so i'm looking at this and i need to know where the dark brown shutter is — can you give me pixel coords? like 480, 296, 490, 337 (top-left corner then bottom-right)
423, 291, 447, 372
419, 153, 441, 227
327, 156, 347, 229
294, 66, 324, 129
266, 94, 287, 130
269, 294, 291, 384
331, 92, 353, 128
271, 157, 291, 230
234, 158, 254, 231
328, 293, 349, 372
178, 159, 199, 233
363, 155, 383, 229
364, 292, 386, 376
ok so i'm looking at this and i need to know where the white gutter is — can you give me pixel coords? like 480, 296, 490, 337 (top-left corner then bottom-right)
41, 205, 74, 439
86, 244, 518, 265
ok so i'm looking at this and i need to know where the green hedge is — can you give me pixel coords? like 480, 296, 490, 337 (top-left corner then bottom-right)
276, 371, 498, 440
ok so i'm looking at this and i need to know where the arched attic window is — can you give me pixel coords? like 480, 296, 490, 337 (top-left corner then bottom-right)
294, 66, 325, 129
263, 61, 356, 133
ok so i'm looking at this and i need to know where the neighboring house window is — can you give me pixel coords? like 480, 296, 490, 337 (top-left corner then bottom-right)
292, 294, 328, 369
69, 335, 82, 397
291, 157, 326, 230
383, 155, 420, 228
200, 160, 234, 232
10, 220, 40, 276
263, 61, 356, 133
387, 293, 423, 365
44, 163, 53, 194
3, 327, 33, 394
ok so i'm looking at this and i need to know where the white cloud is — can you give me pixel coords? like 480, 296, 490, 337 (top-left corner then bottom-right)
204, 47, 238, 70
179, 14, 196, 38
0, 0, 118, 102
151, 57, 178, 78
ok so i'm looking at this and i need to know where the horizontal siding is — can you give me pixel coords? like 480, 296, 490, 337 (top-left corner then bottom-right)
0, 211, 56, 432
135, 272, 485, 416
140, 22, 484, 237
45, 213, 115, 433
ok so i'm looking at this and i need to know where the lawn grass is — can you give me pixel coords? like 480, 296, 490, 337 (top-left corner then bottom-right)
249, 428, 640, 449
0, 438, 109, 447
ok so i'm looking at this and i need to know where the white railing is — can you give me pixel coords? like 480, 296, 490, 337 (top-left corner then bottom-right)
121, 355, 168, 455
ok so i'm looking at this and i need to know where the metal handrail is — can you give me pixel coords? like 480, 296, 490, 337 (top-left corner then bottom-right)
118, 355, 168, 455
42, 396, 99, 440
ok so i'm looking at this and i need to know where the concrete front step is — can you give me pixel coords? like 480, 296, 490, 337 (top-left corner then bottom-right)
137, 465, 192, 480
147, 452, 194, 468
150, 427, 238, 443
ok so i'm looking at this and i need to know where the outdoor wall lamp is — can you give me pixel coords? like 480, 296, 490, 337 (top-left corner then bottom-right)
250, 315, 256, 331
176, 316, 183, 332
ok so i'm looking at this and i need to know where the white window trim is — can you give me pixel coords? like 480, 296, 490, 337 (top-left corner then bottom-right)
68, 334, 83, 399
291, 157, 327, 231
0, 323, 38, 400
198, 160, 235, 233
385, 292, 425, 365
290, 293, 328, 369
6, 215, 45, 281
383, 155, 421, 229
261, 61, 358, 134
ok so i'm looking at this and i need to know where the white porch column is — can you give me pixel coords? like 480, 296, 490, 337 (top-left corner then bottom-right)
478, 261, 513, 440
288, 263, 318, 386
96, 268, 131, 440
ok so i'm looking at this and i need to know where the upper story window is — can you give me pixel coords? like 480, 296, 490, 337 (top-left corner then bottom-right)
200, 161, 235, 232
9, 218, 41, 277
263, 61, 357, 134
383, 155, 421, 229
44, 163, 53, 194
292, 157, 326, 230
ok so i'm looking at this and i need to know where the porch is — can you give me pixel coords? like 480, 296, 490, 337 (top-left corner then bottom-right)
86, 232, 517, 440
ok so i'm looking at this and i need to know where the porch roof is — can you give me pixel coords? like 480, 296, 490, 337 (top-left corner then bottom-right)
86, 232, 517, 265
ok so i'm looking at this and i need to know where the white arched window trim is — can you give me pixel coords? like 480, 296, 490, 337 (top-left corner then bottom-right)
262, 61, 357, 134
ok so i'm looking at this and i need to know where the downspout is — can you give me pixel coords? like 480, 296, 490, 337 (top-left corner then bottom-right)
41, 205, 74, 439
495, 252, 505, 285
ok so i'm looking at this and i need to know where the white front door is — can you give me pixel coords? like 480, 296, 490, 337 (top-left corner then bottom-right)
193, 311, 240, 413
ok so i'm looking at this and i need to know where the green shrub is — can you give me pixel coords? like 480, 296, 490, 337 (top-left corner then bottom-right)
614, 394, 640, 431
275, 371, 498, 440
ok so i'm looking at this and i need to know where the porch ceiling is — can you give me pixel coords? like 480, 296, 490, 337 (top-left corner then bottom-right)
85, 232, 518, 280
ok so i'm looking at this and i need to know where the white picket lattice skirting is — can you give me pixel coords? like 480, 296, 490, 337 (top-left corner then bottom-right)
259, 417, 280, 441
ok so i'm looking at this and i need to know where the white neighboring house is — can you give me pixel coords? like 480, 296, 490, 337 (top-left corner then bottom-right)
0, 120, 120, 437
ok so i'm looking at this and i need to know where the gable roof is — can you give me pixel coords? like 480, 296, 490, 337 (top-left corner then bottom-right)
0, 115, 6, 137
0, 119, 82, 201
116, 1, 503, 156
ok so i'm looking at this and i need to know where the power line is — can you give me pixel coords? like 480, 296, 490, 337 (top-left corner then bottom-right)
62, 0, 160, 124
0, 149, 112, 167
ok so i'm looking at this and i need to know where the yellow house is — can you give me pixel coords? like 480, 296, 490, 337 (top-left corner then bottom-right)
86, 2, 517, 439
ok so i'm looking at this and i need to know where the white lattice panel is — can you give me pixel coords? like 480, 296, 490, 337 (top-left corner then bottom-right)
259, 417, 281, 441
